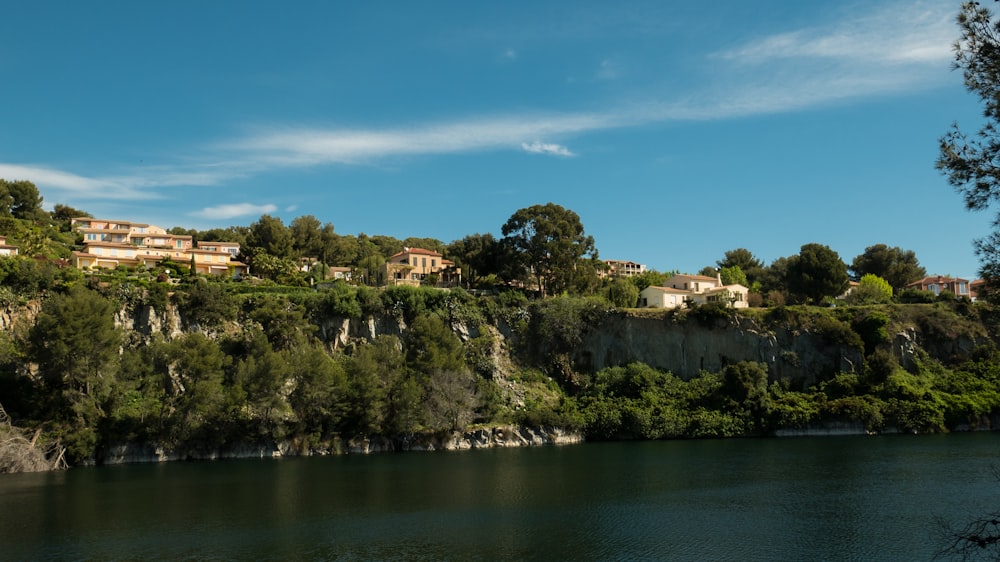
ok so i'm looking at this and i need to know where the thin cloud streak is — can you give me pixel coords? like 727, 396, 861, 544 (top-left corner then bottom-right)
521, 141, 575, 157
229, 112, 613, 166
229, 5, 954, 168
0, 163, 160, 200
716, 3, 953, 65
0, 1, 959, 203
191, 202, 278, 220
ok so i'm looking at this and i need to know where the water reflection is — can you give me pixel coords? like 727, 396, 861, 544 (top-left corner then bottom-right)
2, 434, 999, 560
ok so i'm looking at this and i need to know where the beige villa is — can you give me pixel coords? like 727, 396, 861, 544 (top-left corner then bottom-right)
381, 247, 461, 287
639, 273, 749, 309
0, 236, 18, 256
70, 217, 247, 276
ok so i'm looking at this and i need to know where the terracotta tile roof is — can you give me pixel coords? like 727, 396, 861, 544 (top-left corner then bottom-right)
906, 275, 969, 287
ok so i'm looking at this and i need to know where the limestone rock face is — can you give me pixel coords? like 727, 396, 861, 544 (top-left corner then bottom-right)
571, 314, 865, 387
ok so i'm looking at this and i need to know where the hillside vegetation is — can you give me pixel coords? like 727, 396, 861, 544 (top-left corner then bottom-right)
0, 181, 996, 470
0, 269, 997, 470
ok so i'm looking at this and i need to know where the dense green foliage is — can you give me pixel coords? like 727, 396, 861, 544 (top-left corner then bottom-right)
0, 262, 997, 468
938, 2, 1000, 304
849, 244, 926, 292
846, 274, 894, 305
501, 202, 597, 297
0, 180, 994, 470
786, 243, 850, 305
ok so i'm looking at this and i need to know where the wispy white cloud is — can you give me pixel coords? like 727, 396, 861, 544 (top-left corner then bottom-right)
0, 163, 159, 200
521, 141, 575, 157
228, 112, 610, 166
221, 4, 954, 169
191, 202, 278, 220
0, 1, 959, 205
682, 2, 956, 119
717, 5, 953, 65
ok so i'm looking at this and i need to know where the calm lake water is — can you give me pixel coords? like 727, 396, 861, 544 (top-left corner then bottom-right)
2, 434, 999, 561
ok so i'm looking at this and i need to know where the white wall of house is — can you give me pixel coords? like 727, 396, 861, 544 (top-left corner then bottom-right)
639, 287, 687, 309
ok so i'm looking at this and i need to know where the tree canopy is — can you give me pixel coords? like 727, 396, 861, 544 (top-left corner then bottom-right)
718, 248, 764, 287
501, 203, 596, 297
786, 243, 849, 305
850, 244, 925, 292
938, 2, 1000, 295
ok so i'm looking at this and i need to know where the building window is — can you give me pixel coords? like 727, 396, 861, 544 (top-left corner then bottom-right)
422, 258, 427, 268
431, 259, 436, 267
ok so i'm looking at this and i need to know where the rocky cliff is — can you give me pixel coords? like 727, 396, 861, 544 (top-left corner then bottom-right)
7, 298, 988, 390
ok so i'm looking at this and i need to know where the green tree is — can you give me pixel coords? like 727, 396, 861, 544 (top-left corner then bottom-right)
249, 295, 316, 350
0, 256, 59, 295
405, 314, 467, 376
113, 341, 169, 438
29, 286, 121, 421
446, 233, 502, 287
288, 343, 349, 438
28, 286, 121, 460
246, 215, 293, 260
938, 2, 1000, 299
174, 279, 238, 330
718, 248, 764, 286
232, 335, 292, 435
846, 273, 893, 305
501, 203, 597, 297
629, 269, 668, 291
786, 243, 849, 305
2, 180, 44, 221
290, 215, 324, 259
760, 258, 790, 294
849, 244, 926, 292
423, 369, 479, 432
605, 277, 640, 308
52, 204, 91, 231
719, 265, 748, 287
199, 226, 248, 246
345, 336, 404, 435
719, 361, 773, 433
402, 236, 445, 254
319, 225, 355, 266
247, 251, 300, 283
166, 333, 232, 446
0, 180, 14, 215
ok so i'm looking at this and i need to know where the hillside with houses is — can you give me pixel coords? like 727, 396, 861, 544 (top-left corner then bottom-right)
1, 181, 999, 472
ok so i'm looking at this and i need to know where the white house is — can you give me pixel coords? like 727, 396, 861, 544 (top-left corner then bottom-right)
639, 273, 749, 309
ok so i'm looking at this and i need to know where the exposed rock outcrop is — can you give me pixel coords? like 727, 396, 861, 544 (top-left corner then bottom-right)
95, 426, 584, 465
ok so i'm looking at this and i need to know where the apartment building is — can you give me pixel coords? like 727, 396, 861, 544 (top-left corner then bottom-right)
70, 217, 247, 276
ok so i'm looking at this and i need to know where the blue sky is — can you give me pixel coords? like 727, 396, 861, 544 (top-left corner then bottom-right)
0, 1, 990, 278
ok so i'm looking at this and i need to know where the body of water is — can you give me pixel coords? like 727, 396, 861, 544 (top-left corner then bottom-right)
2, 434, 999, 560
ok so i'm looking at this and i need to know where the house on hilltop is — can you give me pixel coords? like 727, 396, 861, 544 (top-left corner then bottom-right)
639, 273, 749, 309
381, 247, 461, 287
905, 275, 971, 298
70, 217, 247, 276
0, 236, 18, 256
603, 259, 646, 278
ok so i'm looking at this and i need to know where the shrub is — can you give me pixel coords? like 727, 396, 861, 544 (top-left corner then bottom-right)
173, 279, 237, 329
